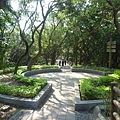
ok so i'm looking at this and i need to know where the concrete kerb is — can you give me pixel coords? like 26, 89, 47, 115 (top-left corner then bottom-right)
72, 68, 113, 76
0, 68, 62, 109
22, 68, 62, 77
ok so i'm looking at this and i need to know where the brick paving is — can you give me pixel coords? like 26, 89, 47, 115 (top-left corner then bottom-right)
9, 69, 100, 120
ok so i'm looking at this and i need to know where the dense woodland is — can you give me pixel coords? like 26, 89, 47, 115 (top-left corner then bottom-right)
0, 0, 120, 74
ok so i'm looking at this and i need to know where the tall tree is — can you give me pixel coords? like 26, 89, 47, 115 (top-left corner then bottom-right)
105, 0, 120, 34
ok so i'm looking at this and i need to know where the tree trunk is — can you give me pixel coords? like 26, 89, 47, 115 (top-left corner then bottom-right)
14, 30, 29, 74
45, 55, 49, 65
27, 52, 41, 70
0, 0, 7, 9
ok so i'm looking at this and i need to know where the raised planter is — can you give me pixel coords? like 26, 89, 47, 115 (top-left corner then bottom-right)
72, 68, 113, 76
74, 68, 112, 111
0, 83, 52, 109
23, 68, 62, 77
75, 82, 104, 111
0, 68, 63, 109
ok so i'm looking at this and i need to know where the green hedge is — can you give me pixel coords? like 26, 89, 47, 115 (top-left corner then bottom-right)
80, 70, 120, 100
0, 65, 57, 98
0, 65, 60, 98
80, 78, 111, 100
73, 65, 114, 72
0, 65, 59, 75
40, 65, 59, 69
0, 74, 47, 98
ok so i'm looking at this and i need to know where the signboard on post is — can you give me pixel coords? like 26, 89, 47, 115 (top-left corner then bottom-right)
106, 40, 116, 69
107, 41, 116, 53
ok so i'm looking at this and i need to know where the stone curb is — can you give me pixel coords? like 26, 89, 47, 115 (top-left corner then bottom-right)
0, 83, 52, 109
72, 68, 113, 76
23, 68, 62, 77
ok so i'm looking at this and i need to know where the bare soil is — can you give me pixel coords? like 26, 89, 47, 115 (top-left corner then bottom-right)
0, 73, 21, 120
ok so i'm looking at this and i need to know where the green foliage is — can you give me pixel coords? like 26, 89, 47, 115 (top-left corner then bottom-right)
13, 74, 47, 86
114, 69, 120, 76
40, 65, 59, 69
32, 65, 41, 70
80, 73, 120, 100
0, 84, 41, 98
99, 76, 116, 86
0, 67, 15, 74
109, 74, 120, 81
0, 74, 47, 98
0, 65, 54, 98
72, 65, 114, 72
80, 79, 97, 100
72, 65, 83, 68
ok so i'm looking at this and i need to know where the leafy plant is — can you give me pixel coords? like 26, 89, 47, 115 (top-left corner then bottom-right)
80, 76, 115, 100
40, 65, 59, 69
0, 75, 47, 98
114, 69, 120, 77
73, 65, 114, 72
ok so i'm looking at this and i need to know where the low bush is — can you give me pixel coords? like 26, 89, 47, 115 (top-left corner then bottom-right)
114, 69, 120, 77
0, 65, 55, 98
73, 65, 114, 72
0, 84, 41, 98
80, 79, 97, 100
40, 65, 59, 69
13, 74, 47, 86
0, 67, 15, 74
80, 73, 120, 100
0, 74, 47, 98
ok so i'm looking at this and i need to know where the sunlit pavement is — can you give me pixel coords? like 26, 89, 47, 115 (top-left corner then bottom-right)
10, 70, 101, 120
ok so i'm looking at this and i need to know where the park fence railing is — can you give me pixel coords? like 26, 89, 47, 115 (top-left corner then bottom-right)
111, 82, 120, 120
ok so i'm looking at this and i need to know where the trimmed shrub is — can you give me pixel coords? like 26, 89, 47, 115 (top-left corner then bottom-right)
80, 75, 118, 100
0, 75, 47, 98
40, 65, 59, 69
72, 65, 114, 72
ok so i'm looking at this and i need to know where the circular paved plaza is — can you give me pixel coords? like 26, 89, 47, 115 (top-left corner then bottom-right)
10, 71, 100, 120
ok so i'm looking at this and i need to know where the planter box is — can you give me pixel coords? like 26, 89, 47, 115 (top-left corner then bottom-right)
75, 82, 104, 111
74, 68, 113, 111
0, 83, 52, 109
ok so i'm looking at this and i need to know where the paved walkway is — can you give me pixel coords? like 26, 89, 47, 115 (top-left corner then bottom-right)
10, 69, 100, 120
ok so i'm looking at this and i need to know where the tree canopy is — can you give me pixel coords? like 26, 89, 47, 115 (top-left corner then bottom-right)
1, 0, 120, 73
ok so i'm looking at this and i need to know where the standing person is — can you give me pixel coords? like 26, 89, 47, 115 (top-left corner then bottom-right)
64, 60, 66, 65
59, 61, 61, 66
62, 60, 64, 66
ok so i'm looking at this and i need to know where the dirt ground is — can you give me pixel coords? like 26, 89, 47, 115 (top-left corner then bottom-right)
0, 103, 19, 120
0, 73, 21, 120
